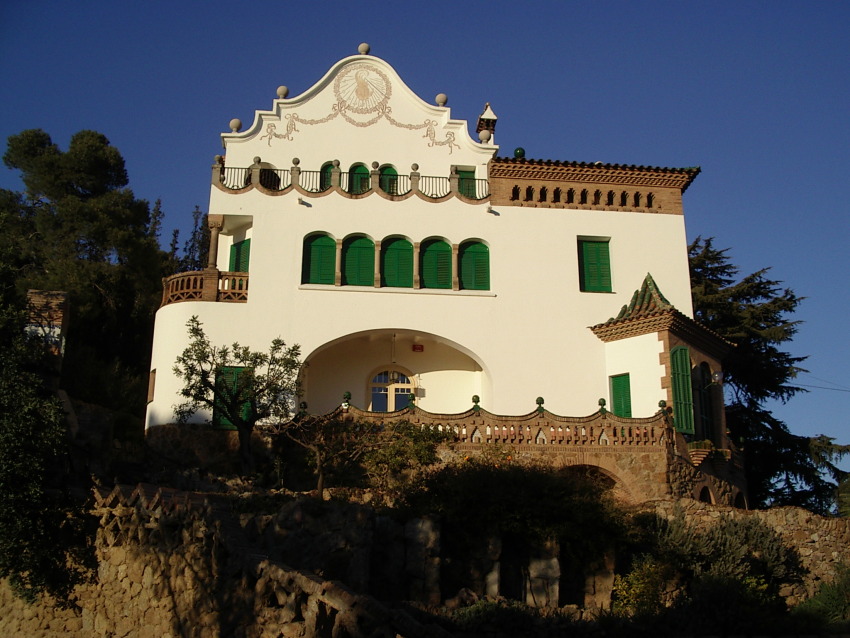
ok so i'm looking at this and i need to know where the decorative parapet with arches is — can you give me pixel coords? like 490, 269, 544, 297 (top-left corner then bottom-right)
211, 156, 490, 203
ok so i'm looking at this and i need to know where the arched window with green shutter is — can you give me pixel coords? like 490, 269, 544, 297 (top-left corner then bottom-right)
381, 237, 413, 288
348, 163, 370, 194
378, 165, 398, 195
342, 236, 375, 286
671, 346, 694, 435
459, 241, 489, 290
229, 238, 251, 272
302, 234, 336, 284
420, 239, 452, 289
319, 162, 334, 191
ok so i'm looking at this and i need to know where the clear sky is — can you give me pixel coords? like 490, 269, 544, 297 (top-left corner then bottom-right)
1, 2, 848, 456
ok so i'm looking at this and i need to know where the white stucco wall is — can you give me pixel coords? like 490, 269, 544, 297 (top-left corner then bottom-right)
145, 53, 694, 428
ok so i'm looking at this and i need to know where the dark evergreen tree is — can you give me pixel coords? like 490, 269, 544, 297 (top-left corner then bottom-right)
2, 129, 168, 414
689, 237, 848, 513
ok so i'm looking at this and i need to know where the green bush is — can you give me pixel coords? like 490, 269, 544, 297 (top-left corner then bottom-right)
793, 563, 850, 628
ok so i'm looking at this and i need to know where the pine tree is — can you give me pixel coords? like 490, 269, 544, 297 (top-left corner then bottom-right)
689, 237, 848, 513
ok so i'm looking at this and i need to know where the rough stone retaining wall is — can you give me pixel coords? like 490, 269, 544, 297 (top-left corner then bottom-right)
650, 498, 850, 605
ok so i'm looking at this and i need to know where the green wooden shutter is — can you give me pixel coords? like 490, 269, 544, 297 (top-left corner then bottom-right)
343, 236, 375, 286
303, 235, 336, 284
381, 238, 413, 287
229, 239, 251, 272
213, 366, 251, 430
459, 242, 489, 290
349, 164, 370, 194
610, 373, 632, 418
458, 169, 476, 198
421, 240, 451, 289
379, 166, 398, 194
671, 347, 695, 434
579, 240, 612, 292
320, 163, 333, 191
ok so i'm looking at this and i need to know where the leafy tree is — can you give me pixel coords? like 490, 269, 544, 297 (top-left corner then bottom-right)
0, 227, 86, 602
173, 316, 302, 473
689, 237, 849, 512
2, 129, 169, 414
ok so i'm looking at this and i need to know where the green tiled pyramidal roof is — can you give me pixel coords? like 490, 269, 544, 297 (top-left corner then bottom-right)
610, 273, 674, 323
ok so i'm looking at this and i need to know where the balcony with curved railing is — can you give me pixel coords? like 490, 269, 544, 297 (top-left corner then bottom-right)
212, 157, 490, 202
161, 270, 249, 308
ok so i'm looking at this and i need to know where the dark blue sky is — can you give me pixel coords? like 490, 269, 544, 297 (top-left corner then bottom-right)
2, 1, 848, 454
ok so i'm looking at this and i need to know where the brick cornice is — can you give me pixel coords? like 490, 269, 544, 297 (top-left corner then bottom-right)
489, 157, 700, 192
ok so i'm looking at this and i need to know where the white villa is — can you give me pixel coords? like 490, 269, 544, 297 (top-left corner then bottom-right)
145, 44, 733, 475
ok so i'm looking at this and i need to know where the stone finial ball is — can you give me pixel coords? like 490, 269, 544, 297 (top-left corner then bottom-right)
332, 159, 340, 167
435, 93, 448, 106
411, 163, 419, 171
229, 118, 242, 133
358, 43, 370, 55
371, 161, 379, 169
252, 156, 261, 165
478, 130, 492, 143
292, 157, 300, 166
514, 147, 526, 159
277, 86, 289, 99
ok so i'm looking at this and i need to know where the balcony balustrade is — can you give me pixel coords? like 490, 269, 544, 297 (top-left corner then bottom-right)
161, 269, 249, 307
212, 157, 490, 201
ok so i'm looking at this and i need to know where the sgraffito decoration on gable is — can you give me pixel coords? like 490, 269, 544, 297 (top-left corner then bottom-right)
259, 63, 460, 153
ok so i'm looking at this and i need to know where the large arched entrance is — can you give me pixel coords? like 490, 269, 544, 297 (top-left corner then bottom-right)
301, 329, 490, 414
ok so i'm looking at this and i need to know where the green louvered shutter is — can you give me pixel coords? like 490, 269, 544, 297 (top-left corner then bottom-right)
459, 242, 489, 290
381, 238, 413, 287
229, 239, 251, 272
610, 373, 632, 418
320, 163, 333, 191
379, 166, 399, 194
579, 240, 612, 292
349, 164, 370, 194
213, 366, 251, 430
458, 169, 476, 198
303, 235, 336, 284
342, 236, 375, 286
671, 347, 695, 434
421, 240, 451, 289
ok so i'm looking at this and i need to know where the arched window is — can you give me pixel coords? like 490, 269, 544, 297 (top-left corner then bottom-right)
552, 188, 561, 203
420, 239, 452, 289
319, 163, 334, 191
524, 186, 534, 201
459, 241, 489, 290
379, 165, 398, 195
647, 193, 655, 208
593, 190, 601, 205
566, 188, 575, 204
633, 192, 642, 207
369, 368, 415, 411
348, 163, 370, 194
580, 189, 588, 204
342, 236, 375, 286
302, 234, 336, 284
620, 191, 628, 206
606, 191, 615, 206
381, 237, 413, 288
511, 185, 520, 200
699, 486, 712, 503
539, 187, 548, 202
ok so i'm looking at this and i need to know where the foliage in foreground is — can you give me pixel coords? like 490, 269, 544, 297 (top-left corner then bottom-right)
689, 237, 849, 512
0, 258, 88, 602
173, 316, 302, 472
